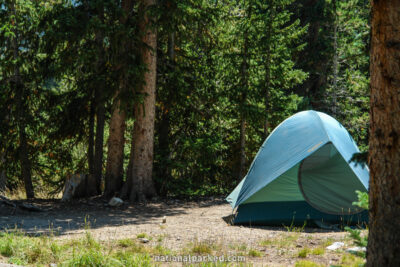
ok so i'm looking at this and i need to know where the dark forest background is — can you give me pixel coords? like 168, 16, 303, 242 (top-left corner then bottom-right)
0, 0, 370, 199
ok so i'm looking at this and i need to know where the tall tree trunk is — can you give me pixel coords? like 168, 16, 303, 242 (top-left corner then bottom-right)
88, 97, 95, 175
10, 2, 34, 199
120, 134, 134, 199
93, 89, 105, 195
367, 1, 400, 266
263, 5, 274, 138
17, 121, 34, 199
264, 50, 271, 138
0, 153, 6, 192
238, 112, 246, 180
106, 0, 134, 198
238, 5, 250, 181
157, 31, 175, 183
331, 0, 338, 116
88, 5, 106, 196
295, 0, 330, 106
104, 97, 126, 197
127, 0, 157, 201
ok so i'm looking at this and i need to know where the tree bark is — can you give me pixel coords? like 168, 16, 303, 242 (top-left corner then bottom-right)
0, 153, 6, 192
263, 4, 274, 138
120, 134, 134, 199
88, 4, 107, 196
10, 1, 34, 199
88, 97, 95, 175
127, 0, 157, 201
331, 0, 338, 116
264, 49, 271, 138
92, 89, 105, 195
367, 1, 400, 266
157, 31, 175, 183
238, 113, 246, 181
238, 5, 250, 181
104, 98, 126, 197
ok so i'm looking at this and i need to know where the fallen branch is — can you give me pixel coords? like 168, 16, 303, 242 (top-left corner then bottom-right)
0, 195, 46, 213
0, 195, 16, 208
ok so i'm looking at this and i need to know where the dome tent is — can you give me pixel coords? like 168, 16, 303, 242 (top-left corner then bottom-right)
226, 110, 369, 226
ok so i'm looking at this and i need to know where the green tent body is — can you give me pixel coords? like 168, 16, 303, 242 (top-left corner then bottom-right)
227, 111, 369, 226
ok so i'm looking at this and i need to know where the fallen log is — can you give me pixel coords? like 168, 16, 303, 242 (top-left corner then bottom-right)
0, 195, 46, 214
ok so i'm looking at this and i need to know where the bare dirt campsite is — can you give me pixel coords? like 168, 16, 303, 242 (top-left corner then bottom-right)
1, 197, 365, 266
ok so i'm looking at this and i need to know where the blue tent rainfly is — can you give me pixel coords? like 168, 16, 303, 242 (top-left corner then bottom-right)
226, 110, 369, 226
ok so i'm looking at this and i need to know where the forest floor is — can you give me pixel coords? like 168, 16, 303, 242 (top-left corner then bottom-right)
0, 197, 365, 266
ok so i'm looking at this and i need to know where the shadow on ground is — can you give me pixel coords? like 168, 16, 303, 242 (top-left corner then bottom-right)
0, 197, 227, 236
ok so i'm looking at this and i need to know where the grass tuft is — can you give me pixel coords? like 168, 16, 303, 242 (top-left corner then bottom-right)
311, 247, 324, 255
191, 241, 213, 254
295, 260, 324, 267
297, 247, 310, 258
247, 248, 262, 257
340, 254, 365, 267
136, 233, 148, 239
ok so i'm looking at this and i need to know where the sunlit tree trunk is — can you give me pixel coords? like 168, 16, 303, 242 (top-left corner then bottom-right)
127, 0, 157, 201
103, 0, 133, 198
367, 1, 400, 266
104, 98, 126, 197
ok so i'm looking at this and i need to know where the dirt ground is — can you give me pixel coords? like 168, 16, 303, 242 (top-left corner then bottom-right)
0, 197, 356, 266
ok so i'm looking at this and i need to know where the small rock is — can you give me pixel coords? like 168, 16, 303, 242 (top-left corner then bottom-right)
176, 237, 181, 241
326, 242, 345, 250
162, 216, 166, 223
139, 238, 150, 243
108, 197, 123, 207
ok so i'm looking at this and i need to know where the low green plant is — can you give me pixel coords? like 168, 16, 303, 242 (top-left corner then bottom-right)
247, 248, 262, 257
191, 241, 213, 254
136, 233, 148, 239
284, 218, 307, 232
118, 238, 135, 248
311, 247, 324, 255
295, 260, 323, 267
340, 253, 365, 267
297, 247, 309, 258
260, 233, 300, 249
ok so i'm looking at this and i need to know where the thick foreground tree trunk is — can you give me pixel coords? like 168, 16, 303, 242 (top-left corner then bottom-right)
367, 1, 400, 266
127, 0, 157, 201
104, 98, 126, 197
